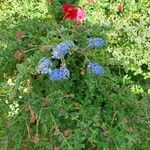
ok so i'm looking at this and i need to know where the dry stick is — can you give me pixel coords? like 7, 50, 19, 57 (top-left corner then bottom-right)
36, 106, 43, 135
26, 122, 31, 140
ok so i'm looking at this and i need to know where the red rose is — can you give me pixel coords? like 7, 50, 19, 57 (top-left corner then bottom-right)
62, 4, 74, 13
76, 8, 87, 22
62, 4, 86, 22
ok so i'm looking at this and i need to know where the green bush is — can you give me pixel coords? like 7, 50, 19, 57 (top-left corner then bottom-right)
0, 0, 150, 149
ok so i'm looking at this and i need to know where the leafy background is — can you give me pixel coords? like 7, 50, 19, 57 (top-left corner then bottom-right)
0, 0, 150, 149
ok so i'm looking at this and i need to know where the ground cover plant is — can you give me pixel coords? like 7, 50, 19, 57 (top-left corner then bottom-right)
0, 0, 150, 149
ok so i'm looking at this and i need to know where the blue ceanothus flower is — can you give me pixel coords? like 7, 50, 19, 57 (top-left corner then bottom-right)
52, 40, 74, 59
88, 38, 105, 48
49, 67, 70, 80
88, 62, 104, 76
36, 57, 52, 74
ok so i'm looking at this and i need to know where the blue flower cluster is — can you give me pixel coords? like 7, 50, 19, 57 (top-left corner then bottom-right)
36, 38, 106, 81
36, 57, 52, 74
88, 62, 104, 76
36, 57, 70, 80
49, 67, 70, 80
88, 38, 105, 48
52, 40, 74, 59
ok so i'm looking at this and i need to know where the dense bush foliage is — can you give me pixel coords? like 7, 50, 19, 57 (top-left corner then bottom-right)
0, 0, 150, 149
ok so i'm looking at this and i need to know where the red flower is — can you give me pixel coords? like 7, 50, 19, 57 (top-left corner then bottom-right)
62, 4, 74, 13
117, 3, 123, 12
62, 4, 87, 22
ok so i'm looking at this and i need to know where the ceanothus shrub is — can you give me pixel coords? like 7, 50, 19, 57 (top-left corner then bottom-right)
36, 38, 105, 81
